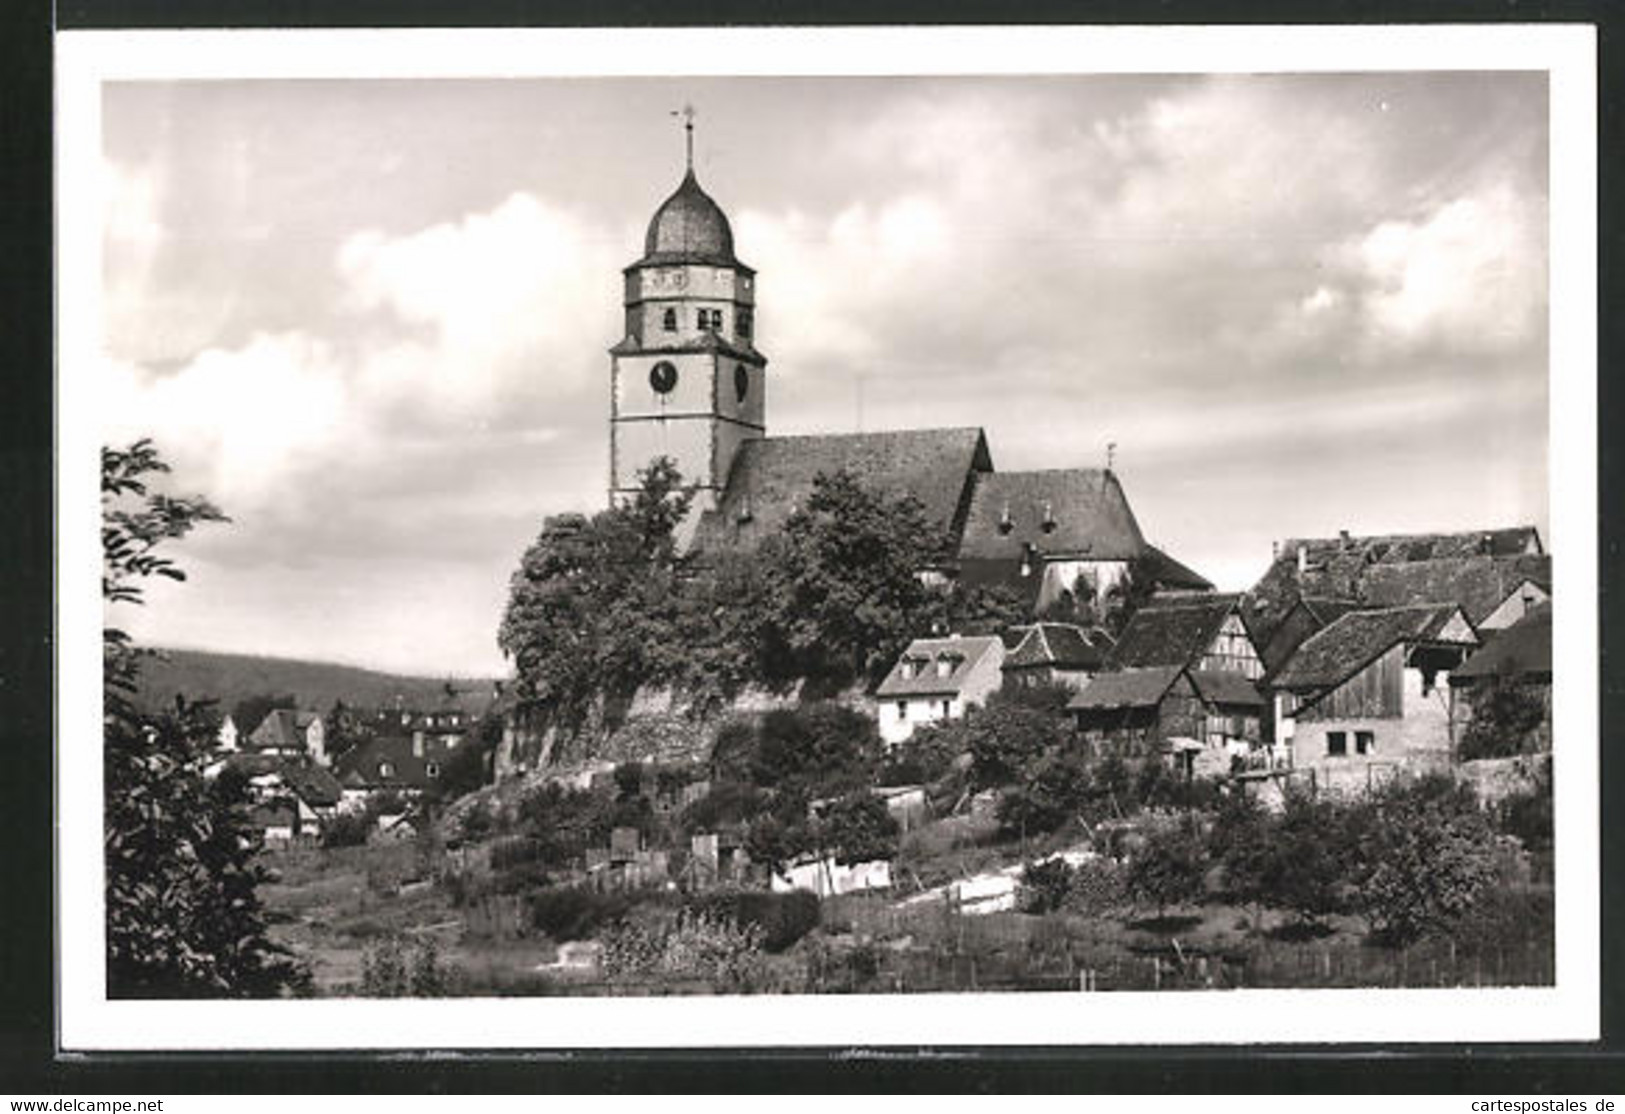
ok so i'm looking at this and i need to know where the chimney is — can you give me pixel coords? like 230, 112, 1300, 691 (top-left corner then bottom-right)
1338, 529, 1351, 548
1296, 545, 1308, 574
413, 730, 424, 758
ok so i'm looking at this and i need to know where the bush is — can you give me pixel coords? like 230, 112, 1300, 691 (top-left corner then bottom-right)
1126, 817, 1207, 917
321, 809, 373, 850
996, 746, 1092, 836
679, 780, 769, 837
518, 783, 614, 866
359, 936, 452, 998
685, 889, 820, 952
817, 792, 899, 865
1349, 776, 1500, 945
1259, 790, 1348, 925
1017, 858, 1075, 914
600, 909, 767, 991
527, 886, 636, 942
1460, 674, 1548, 759
1494, 784, 1553, 856
1064, 855, 1130, 916
964, 699, 1073, 791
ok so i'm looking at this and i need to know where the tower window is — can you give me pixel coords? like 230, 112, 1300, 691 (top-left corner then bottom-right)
698, 308, 723, 332
662, 308, 677, 332
737, 308, 753, 340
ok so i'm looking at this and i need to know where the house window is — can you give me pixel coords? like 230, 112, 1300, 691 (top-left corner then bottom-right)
1355, 730, 1374, 755
662, 308, 677, 332
379, 761, 395, 777
426, 762, 440, 778
896, 700, 907, 719
1326, 732, 1347, 757
941, 699, 952, 717
737, 308, 753, 339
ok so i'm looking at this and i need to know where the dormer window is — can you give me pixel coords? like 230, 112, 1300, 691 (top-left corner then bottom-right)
1041, 502, 1056, 533
379, 761, 395, 778
998, 503, 1014, 535
662, 308, 677, 332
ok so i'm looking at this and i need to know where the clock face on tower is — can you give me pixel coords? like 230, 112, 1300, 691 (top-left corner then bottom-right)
650, 361, 678, 394
734, 364, 749, 403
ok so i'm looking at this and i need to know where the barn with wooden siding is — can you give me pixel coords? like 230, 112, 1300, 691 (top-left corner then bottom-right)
1068, 665, 1264, 777
1271, 604, 1480, 776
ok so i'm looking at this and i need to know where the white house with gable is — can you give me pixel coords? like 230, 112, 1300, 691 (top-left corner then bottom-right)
874, 634, 1006, 746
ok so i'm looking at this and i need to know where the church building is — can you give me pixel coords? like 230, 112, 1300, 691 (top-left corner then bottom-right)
607, 136, 1211, 612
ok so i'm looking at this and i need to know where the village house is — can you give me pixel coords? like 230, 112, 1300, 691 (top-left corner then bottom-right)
334, 735, 441, 798
1270, 603, 1481, 787
216, 714, 239, 753
1000, 622, 1112, 691
1067, 665, 1265, 777
1243, 526, 1546, 653
873, 634, 1005, 746
247, 707, 328, 767
1449, 602, 1553, 755
1107, 592, 1265, 679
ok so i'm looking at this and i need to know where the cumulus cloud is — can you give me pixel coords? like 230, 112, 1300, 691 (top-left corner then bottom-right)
1349, 181, 1546, 353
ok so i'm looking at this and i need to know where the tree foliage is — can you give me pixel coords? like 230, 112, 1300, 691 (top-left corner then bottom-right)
103, 439, 305, 997
498, 458, 694, 728
1347, 775, 1499, 944
1460, 669, 1549, 760
1126, 816, 1208, 917
764, 470, 952, 688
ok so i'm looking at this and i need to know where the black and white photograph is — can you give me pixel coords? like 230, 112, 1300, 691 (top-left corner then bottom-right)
55, 25, 1599, 1049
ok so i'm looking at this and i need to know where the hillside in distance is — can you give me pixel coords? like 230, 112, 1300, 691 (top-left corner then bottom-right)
133, 647, 501, 719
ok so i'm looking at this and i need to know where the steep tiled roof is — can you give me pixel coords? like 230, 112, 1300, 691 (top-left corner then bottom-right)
1273, 604, 1477, 691
1108, 594, 1242, 671
1068, 666, 1184, 711
958, 469, 1144, 562
249, 708, 313, 752
1453, 604, 1552, 681
1140, 544, 1214, 591
1358, 555, 1551, 624
280, 764, 344, 808
334, 736, 437, 790
1003, 623, 1110, 672
1257, 596, 1368, 676
691, 427, 993, 555
1188, 669, 1265, 708
875, 635, 1003, 698
1244, 526, 1544, 646
1279, 527, 1543, 566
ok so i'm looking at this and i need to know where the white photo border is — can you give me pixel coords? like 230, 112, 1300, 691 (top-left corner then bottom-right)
55, 22, 1599, 1051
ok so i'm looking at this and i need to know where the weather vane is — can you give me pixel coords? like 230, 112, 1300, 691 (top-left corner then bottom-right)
1107, 441, 1117, 472
671, 104, 696, 170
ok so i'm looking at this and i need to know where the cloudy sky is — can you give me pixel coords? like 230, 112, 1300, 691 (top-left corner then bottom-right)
99, 71, 1550, 677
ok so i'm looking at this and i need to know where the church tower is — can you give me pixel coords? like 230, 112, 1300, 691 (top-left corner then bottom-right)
609, 120, 767, 516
